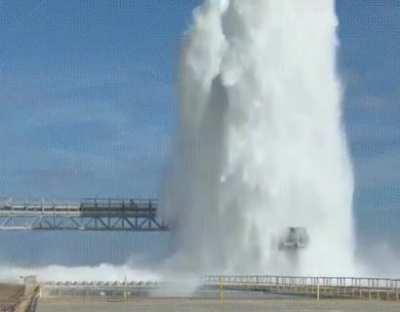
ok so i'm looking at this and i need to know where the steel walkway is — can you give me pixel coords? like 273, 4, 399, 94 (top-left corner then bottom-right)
0, 198, 168, 231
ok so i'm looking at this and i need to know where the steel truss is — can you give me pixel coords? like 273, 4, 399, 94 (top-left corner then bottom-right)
0, 198, 168, 231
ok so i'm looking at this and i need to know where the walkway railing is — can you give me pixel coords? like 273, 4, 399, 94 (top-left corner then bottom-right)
205, 275, 400, 288
34, 275, 400, 301
205, 275, 400, 301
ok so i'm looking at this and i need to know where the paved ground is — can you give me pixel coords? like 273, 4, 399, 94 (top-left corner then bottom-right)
0, 284, 24, 300
37, 298, 400, 312
0, 283, 25, 311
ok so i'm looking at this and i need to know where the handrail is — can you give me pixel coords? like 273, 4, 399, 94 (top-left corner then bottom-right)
204, 275, 400, 289
0, 198, 158, 212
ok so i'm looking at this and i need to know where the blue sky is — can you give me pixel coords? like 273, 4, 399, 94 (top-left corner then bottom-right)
337, 0, 400, 250
0, 0, 200, 198
0, 0, 399, 264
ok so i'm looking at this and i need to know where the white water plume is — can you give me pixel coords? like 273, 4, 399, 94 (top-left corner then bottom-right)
0, 264, 160, 283
163, 0, 355, 275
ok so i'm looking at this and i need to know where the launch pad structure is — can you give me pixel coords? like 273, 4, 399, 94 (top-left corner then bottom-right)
0, 198, 168, 232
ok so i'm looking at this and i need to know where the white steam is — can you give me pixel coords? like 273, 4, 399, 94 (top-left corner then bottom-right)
163, 0, 355, 275
0, 264, 160, 283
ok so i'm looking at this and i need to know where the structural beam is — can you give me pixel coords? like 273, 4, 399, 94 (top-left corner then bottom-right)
0, 198, 168, 232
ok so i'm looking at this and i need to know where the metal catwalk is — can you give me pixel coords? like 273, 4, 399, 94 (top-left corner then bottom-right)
0, 198, 168, 231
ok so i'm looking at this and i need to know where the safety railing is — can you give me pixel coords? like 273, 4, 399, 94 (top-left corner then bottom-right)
205, 275, 400, 289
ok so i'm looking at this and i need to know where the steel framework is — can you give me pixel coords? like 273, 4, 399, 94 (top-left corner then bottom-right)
0, 198, 168, 231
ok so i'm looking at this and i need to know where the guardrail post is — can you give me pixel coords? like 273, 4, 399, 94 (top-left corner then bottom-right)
219, 277, 224, 304
124, 276, 128, 302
